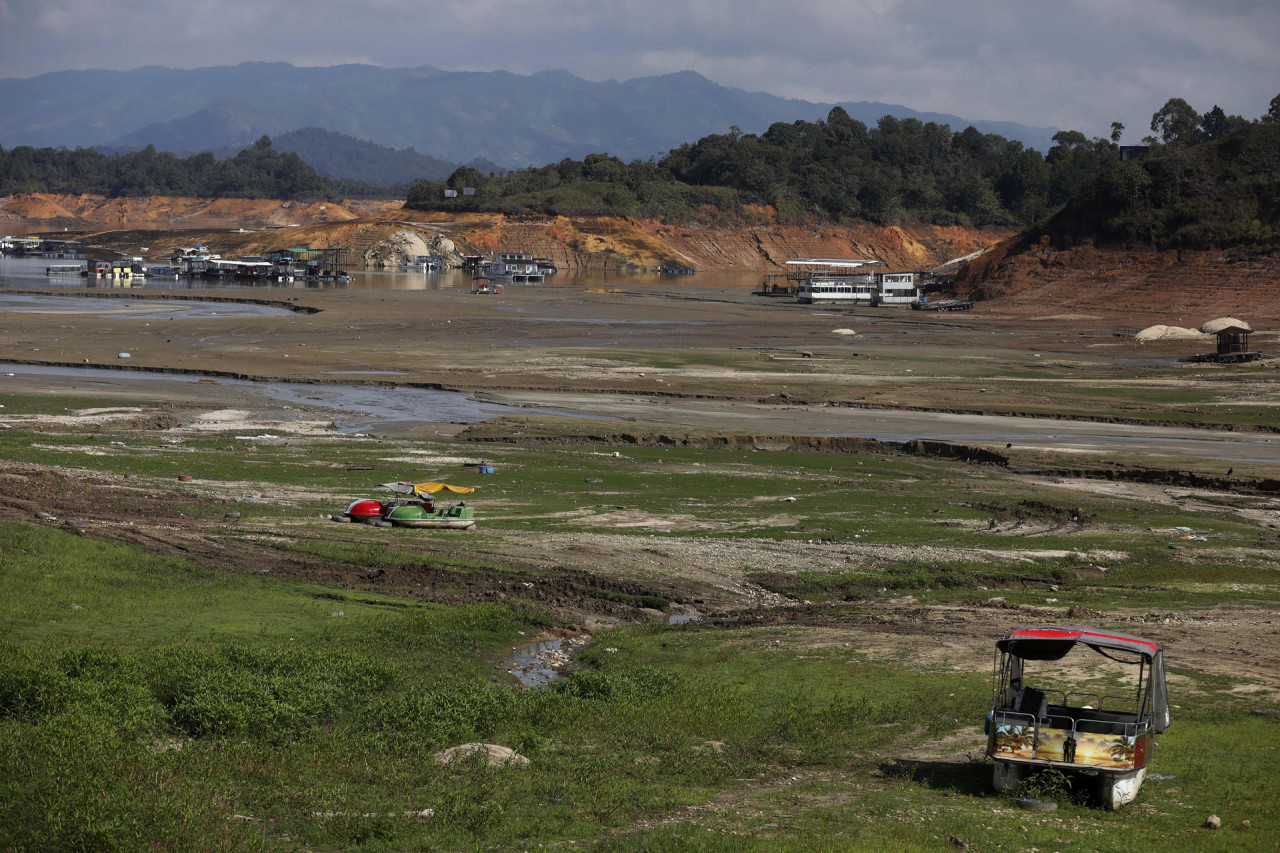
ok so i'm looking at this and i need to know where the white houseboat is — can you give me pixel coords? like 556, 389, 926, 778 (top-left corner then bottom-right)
485, 252, 545, 284
790, 258, 882, 304
788, 259, 919, 306
878, 272, 920, 305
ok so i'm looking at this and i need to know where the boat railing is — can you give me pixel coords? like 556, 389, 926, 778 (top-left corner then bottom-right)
993, 705, 1146, 744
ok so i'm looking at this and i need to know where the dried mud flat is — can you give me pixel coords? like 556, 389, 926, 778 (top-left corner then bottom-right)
3, 461, 1278, 709
3, 283, 1280, 468
2, 275, 1279, 716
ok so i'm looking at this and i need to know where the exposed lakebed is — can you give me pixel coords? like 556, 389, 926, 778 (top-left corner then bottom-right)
0, 362, 593, 432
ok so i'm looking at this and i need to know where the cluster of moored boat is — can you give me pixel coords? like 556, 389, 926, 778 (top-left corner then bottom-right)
47, 246, 350, 283
343, 481, 477, 529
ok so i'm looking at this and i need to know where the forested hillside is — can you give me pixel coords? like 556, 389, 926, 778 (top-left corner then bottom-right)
0, 136, 329, 199
406, 108, 1119, 227
6, 94, 1275, 246
1050, 120, 1280, 250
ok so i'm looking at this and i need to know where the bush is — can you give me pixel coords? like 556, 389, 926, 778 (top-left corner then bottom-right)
148, 642, 396, 738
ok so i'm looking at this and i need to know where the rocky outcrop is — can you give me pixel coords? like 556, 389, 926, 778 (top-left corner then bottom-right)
362, 229, 463, 268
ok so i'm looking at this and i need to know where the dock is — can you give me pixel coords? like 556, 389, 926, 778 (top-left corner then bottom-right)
911, 299, 973, 312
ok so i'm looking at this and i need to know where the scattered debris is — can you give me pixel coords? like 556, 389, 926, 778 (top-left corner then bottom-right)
312, 808, 434, 819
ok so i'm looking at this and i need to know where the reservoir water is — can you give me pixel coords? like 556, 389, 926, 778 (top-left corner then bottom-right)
0, 254, 765, 293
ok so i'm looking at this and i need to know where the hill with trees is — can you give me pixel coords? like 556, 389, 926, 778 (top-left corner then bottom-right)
0, 136, 330, 199
405, 109, 1120, 228
953, 96, 1280, 312
1049, 107, 1280, 250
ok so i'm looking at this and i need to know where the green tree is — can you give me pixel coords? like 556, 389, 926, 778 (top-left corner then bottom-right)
1262, 94, 1280, 124
1200, 106, 1230, 141
1150, 98, 1201, 146
582, 153, 625, 183
445, 166, 487, 192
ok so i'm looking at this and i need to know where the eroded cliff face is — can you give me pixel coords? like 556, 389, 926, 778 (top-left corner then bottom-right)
955, 233, 1280, 321
1, 194, 1011, 272
0, 194, 403, 230
428, 214, 1011, 271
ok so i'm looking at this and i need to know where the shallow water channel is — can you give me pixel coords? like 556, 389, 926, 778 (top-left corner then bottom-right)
0, 292, 297, 319
0, 362, 591, 432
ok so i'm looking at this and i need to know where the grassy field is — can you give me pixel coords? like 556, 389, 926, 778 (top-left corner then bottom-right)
2, 417, 1278, 850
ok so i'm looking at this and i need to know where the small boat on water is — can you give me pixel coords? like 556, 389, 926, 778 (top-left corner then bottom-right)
344, 481, 477, 529
471, 277, 503, 294
401, 255, 443, 272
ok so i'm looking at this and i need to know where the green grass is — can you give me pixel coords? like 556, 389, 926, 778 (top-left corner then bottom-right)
0, 526, 986, 851
1, 524, 1276, 850
0, 417, 1277, 849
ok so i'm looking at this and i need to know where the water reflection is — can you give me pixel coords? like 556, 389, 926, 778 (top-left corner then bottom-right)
0, 293, 297, 318
1, 255, 767, 293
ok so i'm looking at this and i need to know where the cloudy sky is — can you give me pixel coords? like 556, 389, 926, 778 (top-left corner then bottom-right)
1, 0, 1276, 140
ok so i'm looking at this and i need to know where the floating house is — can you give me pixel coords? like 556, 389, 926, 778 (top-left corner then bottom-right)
486, 252, 544, 284
787, 259, 920, 305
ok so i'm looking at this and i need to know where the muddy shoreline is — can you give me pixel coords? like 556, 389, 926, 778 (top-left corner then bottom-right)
6, 355, 1280, 437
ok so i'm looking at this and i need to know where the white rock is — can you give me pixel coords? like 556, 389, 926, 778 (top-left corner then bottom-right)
432, 743, 530, 767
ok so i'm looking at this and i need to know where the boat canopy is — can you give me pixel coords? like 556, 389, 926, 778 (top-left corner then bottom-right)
998, 626, 1169, 732
785, 258, 884, 268
381, 481, 475, 497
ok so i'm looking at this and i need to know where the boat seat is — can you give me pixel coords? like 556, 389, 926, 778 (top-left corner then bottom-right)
1075, 719, 1133, 736
1046, 705, 1140, 736
1014, 687, 1049, 722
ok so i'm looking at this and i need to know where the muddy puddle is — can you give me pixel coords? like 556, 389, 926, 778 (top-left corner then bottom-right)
504, 636, 591, 687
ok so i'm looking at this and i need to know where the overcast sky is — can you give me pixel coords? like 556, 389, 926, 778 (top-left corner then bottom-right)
1, 0, 1276, 141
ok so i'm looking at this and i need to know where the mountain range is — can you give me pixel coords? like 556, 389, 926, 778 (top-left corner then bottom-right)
0, 63, 1059, 174
209, 129, 502, 188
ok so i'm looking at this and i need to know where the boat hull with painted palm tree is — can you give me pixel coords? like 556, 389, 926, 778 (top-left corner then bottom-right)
984, 626, 1169, 809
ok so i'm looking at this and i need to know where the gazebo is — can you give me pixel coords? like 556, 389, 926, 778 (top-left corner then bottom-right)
1214, 325, 1251, 356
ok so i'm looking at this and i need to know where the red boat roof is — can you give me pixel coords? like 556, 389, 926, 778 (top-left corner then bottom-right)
998, 625, 1161, 659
